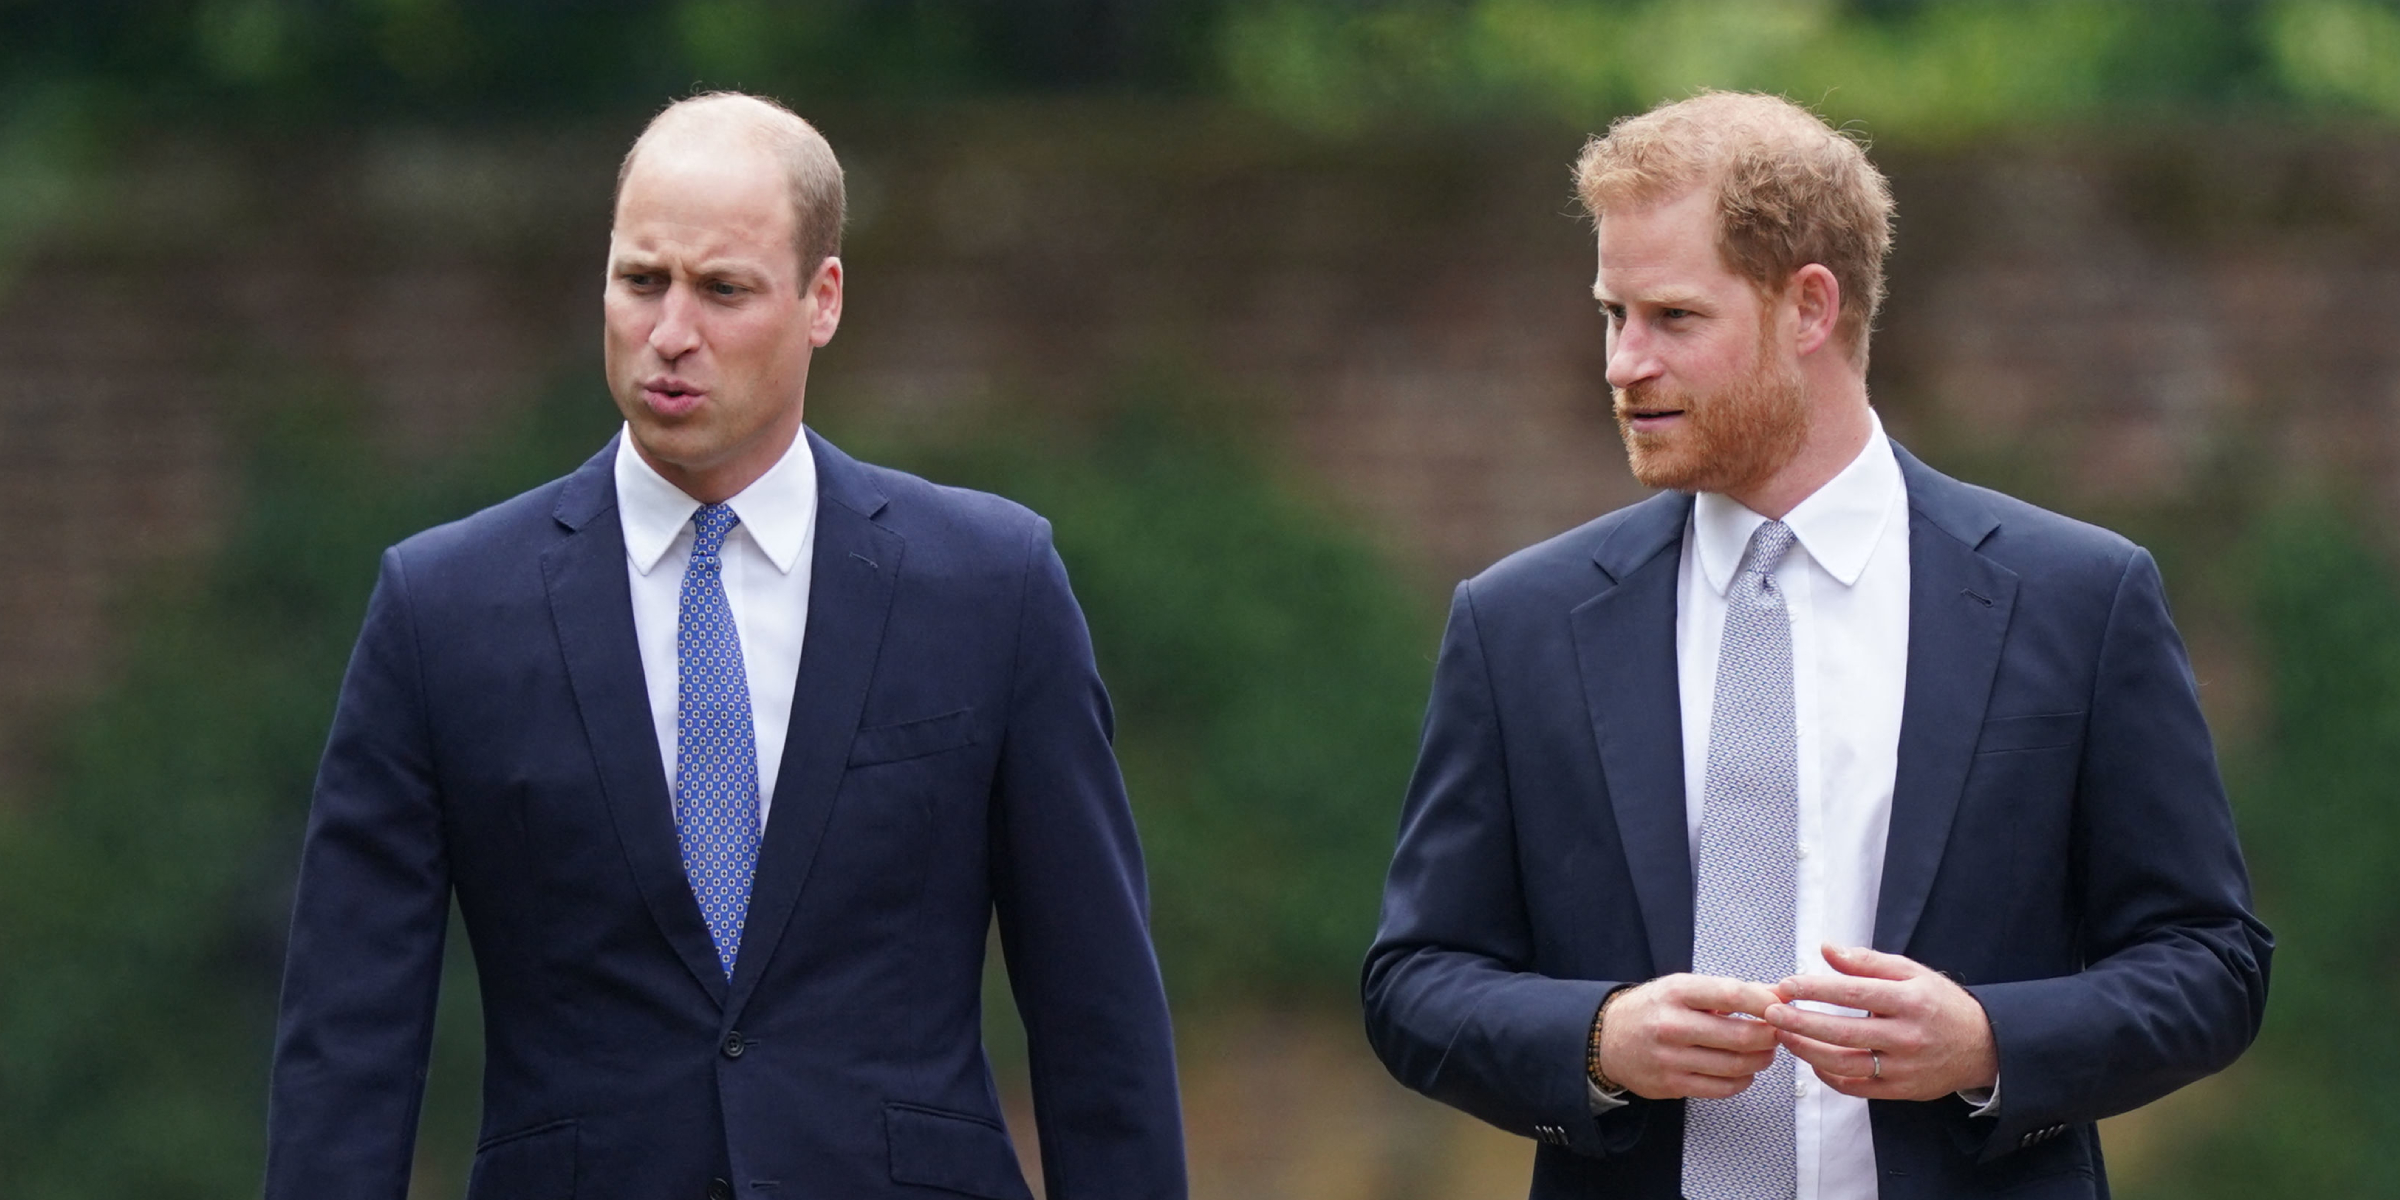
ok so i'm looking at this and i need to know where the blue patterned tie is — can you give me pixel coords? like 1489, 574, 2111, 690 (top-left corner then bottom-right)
675, 503, 761, 980
1685, 520, 1801, 1200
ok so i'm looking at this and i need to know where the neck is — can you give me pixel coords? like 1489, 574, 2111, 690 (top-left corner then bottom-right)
1726, 378, 1872, 520
638, 407, 807, 506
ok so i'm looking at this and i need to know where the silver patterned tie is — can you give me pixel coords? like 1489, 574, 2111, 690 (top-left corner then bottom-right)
1684, 519, 1800, 1200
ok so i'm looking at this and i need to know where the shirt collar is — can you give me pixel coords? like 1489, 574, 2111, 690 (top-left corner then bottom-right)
1692, 409, 1902, 596
613, 424, 820, 576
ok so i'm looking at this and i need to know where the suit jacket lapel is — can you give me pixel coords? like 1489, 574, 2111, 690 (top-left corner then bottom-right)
1570, 491, 1697, 976
1876, 446, 2019, 953
725, 430, 902, 1020
541, 437, 729, 1005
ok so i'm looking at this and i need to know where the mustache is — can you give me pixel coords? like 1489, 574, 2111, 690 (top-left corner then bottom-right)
1613, 381, 1689, 417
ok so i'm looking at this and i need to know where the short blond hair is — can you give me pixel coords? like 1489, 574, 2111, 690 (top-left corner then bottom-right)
1575, 91, 1893, 367
618, 91, 845, 278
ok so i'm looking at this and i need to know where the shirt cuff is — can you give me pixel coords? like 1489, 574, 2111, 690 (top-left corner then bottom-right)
1958, 1072, 2000, 1117
1588, 1077, 1631, 1113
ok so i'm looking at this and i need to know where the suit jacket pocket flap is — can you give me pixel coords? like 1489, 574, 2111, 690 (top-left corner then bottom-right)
1976, 711, 2087, 755
885, 1103, 1031, 1199
468, 1118, 576, 1200
849, 708, 975, 767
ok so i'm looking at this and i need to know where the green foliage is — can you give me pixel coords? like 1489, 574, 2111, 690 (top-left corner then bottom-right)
843, 397, 1434, 998
0, 391, 588, 1197
2266, 0, 2400, 118
1219, 0, 2399, 139
11, 0, 2400, 142
0, 0, 1226, 130
2124, 507, 2400, 1197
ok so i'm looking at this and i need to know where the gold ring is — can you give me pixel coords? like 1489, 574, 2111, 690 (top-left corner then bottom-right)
1870, 1051, 1883, 1080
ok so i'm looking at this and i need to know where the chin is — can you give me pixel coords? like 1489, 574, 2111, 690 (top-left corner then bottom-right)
1622, 437, 1707, 492
625, 419, 714, 467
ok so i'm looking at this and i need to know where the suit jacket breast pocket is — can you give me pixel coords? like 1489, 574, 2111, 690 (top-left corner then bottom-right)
1975, 711, 2087, 755
849, 708, 976, 768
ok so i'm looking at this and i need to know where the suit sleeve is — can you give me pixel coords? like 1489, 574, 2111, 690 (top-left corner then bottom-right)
1362, 582, 1632, 1157
1967, 548, 2272, 1161
263, 548, 450, 1199
989, 522, 1188, 1200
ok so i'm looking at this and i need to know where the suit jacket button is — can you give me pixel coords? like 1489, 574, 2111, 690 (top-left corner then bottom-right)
708, 1178, 733, 1200
722, 1032, 745, 1059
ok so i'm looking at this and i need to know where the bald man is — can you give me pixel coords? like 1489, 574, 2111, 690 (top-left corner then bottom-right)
265, 93, 1187, 1200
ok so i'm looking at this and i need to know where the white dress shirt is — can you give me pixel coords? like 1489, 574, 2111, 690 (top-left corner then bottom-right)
613, 425, 818, 825
1674, 412, 1909, 1200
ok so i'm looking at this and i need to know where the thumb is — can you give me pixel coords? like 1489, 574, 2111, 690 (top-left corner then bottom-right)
1823, 943, 1923, 981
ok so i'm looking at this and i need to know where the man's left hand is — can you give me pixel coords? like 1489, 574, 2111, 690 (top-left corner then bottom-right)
1763, 943, 1999, 1101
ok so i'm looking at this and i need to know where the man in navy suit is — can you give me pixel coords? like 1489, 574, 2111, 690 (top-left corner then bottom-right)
1362, 92, 2269, 1199
266, 92, 1186, 1200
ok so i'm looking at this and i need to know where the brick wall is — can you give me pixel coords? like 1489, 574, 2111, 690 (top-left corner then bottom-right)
5, 107, 2397, 799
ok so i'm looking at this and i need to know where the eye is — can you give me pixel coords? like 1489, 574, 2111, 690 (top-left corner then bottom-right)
1660, 307, 1693, 320
1600, 303, 1626, 325
708, 279, 749, 298
619, 272, 662, 290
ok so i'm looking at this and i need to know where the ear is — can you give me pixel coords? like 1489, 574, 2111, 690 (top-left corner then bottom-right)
1788, 263, 1841, 359
807, 257, 844, 347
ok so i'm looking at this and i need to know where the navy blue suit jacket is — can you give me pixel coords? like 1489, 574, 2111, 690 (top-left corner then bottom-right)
1363, 446, 2269, 1199
267, 431, 1185, 1200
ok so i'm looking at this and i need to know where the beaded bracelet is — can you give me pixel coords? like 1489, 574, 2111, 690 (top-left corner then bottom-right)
1587, 986, 1632, 1096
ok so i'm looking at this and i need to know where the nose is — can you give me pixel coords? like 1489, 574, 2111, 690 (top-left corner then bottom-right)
649, 283, 702, 360
1605, 317, 1659, 391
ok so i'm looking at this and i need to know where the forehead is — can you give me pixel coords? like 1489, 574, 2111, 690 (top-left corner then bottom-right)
611, 136, 794, 268
1592, 187, 1741, 299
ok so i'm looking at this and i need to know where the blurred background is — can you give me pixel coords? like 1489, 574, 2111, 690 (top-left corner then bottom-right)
1, 0, 2396, 1196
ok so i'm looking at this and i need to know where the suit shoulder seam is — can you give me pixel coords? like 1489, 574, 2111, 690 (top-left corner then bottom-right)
384, 547, 445, 797
2085, 546, 2151, 718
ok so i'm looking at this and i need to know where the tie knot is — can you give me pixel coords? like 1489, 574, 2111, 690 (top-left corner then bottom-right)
1741, 520, 1797, 581
691, 503, 741, 558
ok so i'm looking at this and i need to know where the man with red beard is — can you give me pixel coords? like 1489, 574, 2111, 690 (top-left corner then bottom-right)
1362, 91, 2268, 1200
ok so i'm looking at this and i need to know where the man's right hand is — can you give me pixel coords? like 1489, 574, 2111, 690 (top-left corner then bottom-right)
1596, 974, 1783, 1099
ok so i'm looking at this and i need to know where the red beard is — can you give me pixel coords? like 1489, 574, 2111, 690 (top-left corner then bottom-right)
1613, 330, 1810, 497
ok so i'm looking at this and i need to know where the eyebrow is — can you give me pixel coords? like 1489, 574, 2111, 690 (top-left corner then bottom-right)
694, 258, 771, 280
610, 253, 773, 282
1591, 284, 1710, 310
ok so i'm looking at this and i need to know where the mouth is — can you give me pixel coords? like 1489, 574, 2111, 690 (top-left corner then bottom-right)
1614, 385, 1688, 431
1619, 405, 1687, 431
640, 378, 707, 418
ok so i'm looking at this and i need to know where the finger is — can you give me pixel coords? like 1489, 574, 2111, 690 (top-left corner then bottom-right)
1667, 974, 1782, 1018
1772, 1028, 1849, 1058
1774, 1030, 1873, 1077
1822, 943, 1927, 982
1771, 975, 1910, 1016
1665, 1044, 1777, 1080
1760, 1003, 1881, 1048
1680, 1011, 1781, 1054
